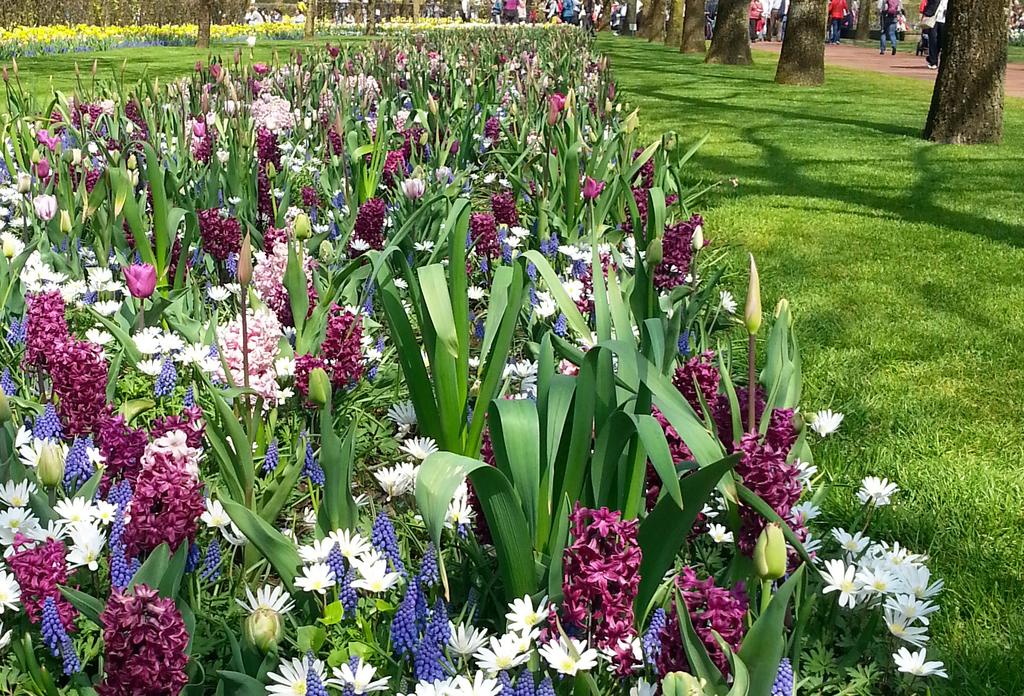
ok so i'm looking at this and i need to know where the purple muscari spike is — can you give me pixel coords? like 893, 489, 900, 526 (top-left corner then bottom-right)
414, 576, 430, 628
571, 259, 587, 279
42, 597, 81, 674
465, 586, 479, 624
418, 544, 439, 588
327, 543, 346, 584
34, 403, 63, 441
537, 677, 556, 696
339, 566, 358, 618
340, 656, 360, 696
225, 252, 238, 278
526, 263, 537, 281
514, 673, 536, 696
642, 607, 665, 667
375, 336, 384, 353
154, 356, 177, 397
480, 257, 489, 274
474, 319, 485, 341
1, 368, 16, 396
81, 291, 97, 305
367, 364, 378, 381
413, 627, 444, 682
200, 539, 222, 582
106, 479, 133, 508
771, 658, 795, 696
305, 653, 329, 696
6, 317, 25, 345
183, 385, 195, 408
553, 314, 568, 337
502, 243, 513, 265
63, 437, 94, 490
371, 511, 405, 576
262, 439, 279, 474
499, 671, 514, 696
185, 542, 201, 573
678, 330, 691, 356
528, 285, 538, 308
302, 438, 325, 486
390, 581, 419, 657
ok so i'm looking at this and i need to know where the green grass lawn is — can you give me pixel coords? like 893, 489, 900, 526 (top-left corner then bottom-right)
598, 34, 1024, 694
3, 32, 1022, 694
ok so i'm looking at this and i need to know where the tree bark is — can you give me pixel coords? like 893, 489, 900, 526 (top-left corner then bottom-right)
626, 0, 638, 35
775, 0, 828, 83
304, 0, 316, 38
924, 0, 1009, 143
643, 0, 667, 39
681, 0, 707, 50
854, 0, 871, 39
196, 0, 212, 49
367, 0, 378, 33
706, 0, 753, 63
666, 0, 685, 44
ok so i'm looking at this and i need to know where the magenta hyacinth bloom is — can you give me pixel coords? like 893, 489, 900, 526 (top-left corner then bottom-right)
561, 504, 642, 676
490, 193, 519, 227
50, 338, 109, 435
659, 567, 748, 679
470, 212, 499, 259
97, 585, 189, 696
653, 215, 701, 292
197, 209, 242, 262
123, 440, 205, 558
581, 176, 605, 201
123, 263, 157, 299
320, 307, 365, 388
25, 290, 69, 370
349, 198, 387, 256
8, 537, 77, 629
734, 432, 802, 553
95, 411, 149, 490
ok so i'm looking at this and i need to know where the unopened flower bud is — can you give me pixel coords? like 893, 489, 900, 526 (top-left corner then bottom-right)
691, 224, 704, 251
754, 523, 788, 580
244, 608, 283, 653
744, 254, 762, 335
645, 236, 663, 267
662, 671, 708, 696
237, 233, 253, 287
774, 298, 791, 326
293, 213, 312, 240
307, 367, 331, 408
38, 441, 65, 488
0, 392, 11, 424
15, 172, 31, 194
59, 210, 72, 234
318, 240, 335, 263
126, 154, 137, 171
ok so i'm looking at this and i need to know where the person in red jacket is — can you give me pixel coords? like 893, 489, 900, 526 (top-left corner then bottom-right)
827, 0, 849, 43
749, 0, 764, 40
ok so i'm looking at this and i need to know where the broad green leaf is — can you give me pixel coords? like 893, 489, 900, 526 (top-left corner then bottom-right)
488, 399, 541, 538
739, 566, 805, 696
59, 586, 104, 625
222, 499, 301, 592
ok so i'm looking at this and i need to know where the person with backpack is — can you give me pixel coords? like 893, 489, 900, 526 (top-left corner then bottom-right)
878, 0, 902, 54
561, 0, 578, 23
921, 0, 947, 68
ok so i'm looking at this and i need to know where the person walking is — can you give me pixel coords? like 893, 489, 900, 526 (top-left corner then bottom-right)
764, 0, 781, 40
921, 0, 947, 68
749, 0, 764, 40
777, 0, 789, 39
878, 0, 902, 54
502, 0, 520, 23
562, 0, 579, 23
827, 0, 848, 43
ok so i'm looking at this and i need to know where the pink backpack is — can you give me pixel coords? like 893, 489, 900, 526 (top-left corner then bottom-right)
885, 0, 899, 14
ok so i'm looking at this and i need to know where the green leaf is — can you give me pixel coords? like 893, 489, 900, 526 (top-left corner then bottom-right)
739, 566, 806, 696
284, 241, 310, 337
487, 399, 541, 539
217, 671, 266, 696
635, 455, 741, 618
735, 484, 814, 566
59, 586, 104, 625
676, 587, 730, 695
320, 601, 344, 626
127, 543, 172, 593
317, 417, 358, 533
416, 452, 535, 599
222, 499, 301, 592
297, 625, 327, 653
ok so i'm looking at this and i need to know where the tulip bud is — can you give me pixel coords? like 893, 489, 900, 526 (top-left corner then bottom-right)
237, 233, 253, 287
645, 236, 663, 267
15, 172, 31, 194
318, 240, 335, 263
265, 162, 277, 179
744, 254, 762, 335
244, 608, 283, 653
126, 154, 137, 171
754, 523, 788, 580
623, 108, 640, 133
293, 213, 312, 240
59, 210, 72, 234
663, 131, 678, 152
0, 391, 11, 424
662, 672, 708, 696
38, 441, 66, 488
691, 223, 704, 251
774, 298, 792, 327
2, 235, 19, 259
307, 367, 331, 408
71, 148, 82, 166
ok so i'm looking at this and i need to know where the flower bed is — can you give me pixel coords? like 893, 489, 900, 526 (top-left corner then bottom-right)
0, 26, 946, 695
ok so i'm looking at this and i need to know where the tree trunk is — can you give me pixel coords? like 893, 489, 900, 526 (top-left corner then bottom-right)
924, 0, 1009, 143
626, 0, 638, 35
196, 0, 212, 49
775, 0, 828, 83
367, 0, 378, 33
680, 0, 706, 51
854, 0, 871, 39
643, 0, 667, 39
666, 0, 685, 44
304, 0, 316, 38
706, 0, 753, 63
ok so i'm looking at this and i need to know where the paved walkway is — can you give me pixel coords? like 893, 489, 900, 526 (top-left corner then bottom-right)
751, 41, 1024, 98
